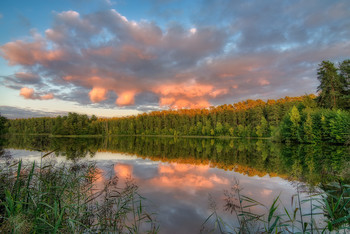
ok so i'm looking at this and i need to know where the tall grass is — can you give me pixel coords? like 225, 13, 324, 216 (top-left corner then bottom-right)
202, 179, 350, 233
0, 152, 158, 233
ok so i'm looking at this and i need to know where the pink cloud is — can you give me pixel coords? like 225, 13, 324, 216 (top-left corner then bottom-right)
41, 93, 54, 100
167, 99, 210, 109
154, 82, 228, 108
1, 41, 42, 66
114, 164, 133, 178
151, 174, 214, 189
116, 91, 137, 106
150, 163, 228, 190
89, 87, 108, 103
261, 189, 273, 196
154, 82, 213, 98
1, 40, 65, 66
258, 79, 270, 86
19, 87, 54, 100
159, 97, 176, 106
20, 87, 35, 99
209, 88, 228, 97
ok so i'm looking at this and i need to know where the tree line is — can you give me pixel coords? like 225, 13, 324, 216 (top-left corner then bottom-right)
1, 59, 349, 144
3, 94, 349, 143
4, 112, 102, 136
1, 95, 314, 136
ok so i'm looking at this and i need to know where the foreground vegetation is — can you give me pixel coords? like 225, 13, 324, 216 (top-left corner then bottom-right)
0, 151, 158, 233
203, 179, 350, 233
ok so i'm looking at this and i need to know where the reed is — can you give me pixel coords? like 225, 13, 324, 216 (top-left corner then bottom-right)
0, 153, 158, 233
202, 179, 350, 233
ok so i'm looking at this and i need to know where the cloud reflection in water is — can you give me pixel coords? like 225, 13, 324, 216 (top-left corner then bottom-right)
94, 152, 299, 234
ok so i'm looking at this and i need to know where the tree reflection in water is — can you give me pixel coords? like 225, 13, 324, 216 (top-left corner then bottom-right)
4, 135, 349, 185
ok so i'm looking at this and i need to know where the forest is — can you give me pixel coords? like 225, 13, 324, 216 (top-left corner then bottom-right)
1, 59, 349, 144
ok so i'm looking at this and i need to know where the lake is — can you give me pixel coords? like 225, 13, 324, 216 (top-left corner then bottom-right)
2, 135, 349, 233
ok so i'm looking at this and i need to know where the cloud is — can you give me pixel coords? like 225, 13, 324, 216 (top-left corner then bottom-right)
149, 163, 228, 191
15, 72, 41, 83
89, 87, 108, 102
114, 164, 133, 178
20, 87, 35, 99
153, 81, 228, 108
115, 91, 137, 106
41, 93, 54, 100
0, 106, 66, 119
1, 39, 65, 66
1, 2, 350, 110
1, 9, 229, 108
19, 87, 54, 100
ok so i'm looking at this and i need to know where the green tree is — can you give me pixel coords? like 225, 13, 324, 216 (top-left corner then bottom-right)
316, 61, 342, 109
303, 112, 314, 143
256, 116, 269, 137
210, 129, 215, 136
237, 124, 246, 137
320, 114, 329, 141
338, 59, 350, 109
0, 114, 8, 135
302, 94, 317, 109
290, 106, 301, 141
229, 127, 234, 136
329, 110, 350, 144
215, 122, 223, 135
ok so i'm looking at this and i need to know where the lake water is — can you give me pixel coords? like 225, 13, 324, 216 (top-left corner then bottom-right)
2, 135, 349, 233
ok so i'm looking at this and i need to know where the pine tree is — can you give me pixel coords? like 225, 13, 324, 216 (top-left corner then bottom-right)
338, 59, 350, 109
316, 61, 342, 109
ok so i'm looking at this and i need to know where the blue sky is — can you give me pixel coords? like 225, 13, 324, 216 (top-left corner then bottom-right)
0, 0, 349, 118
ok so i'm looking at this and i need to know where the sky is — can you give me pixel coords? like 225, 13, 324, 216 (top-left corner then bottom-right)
0, 0, 349, 118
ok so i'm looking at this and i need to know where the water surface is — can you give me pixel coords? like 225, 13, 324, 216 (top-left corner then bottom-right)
3, 135, 349, 233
